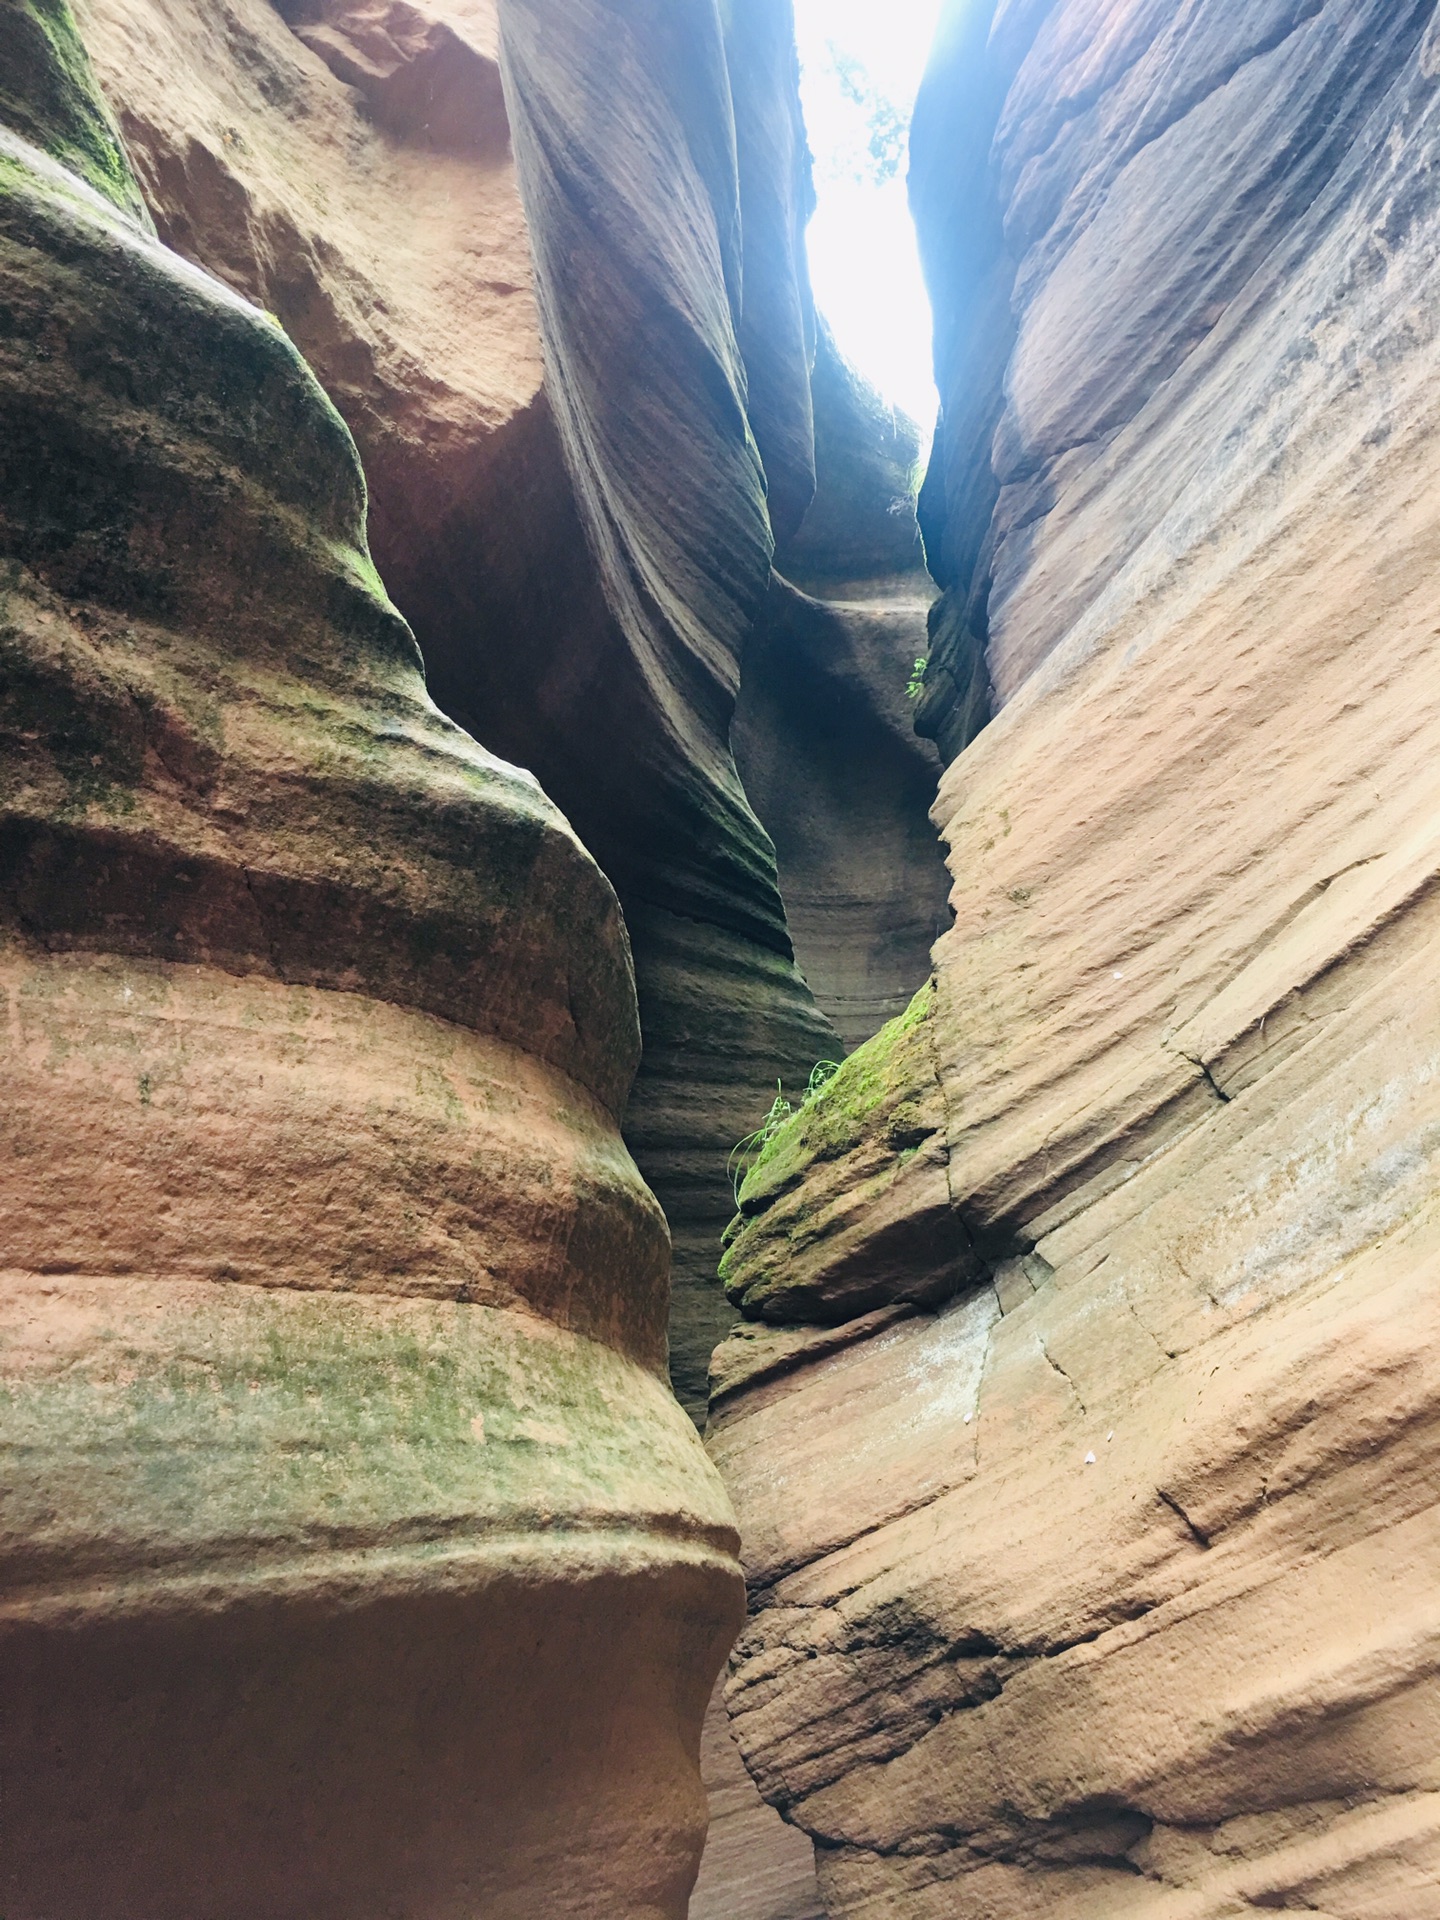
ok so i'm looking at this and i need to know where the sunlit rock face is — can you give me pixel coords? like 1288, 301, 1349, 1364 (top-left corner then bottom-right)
0, 5, 741, 1911
76, 0, 839, 1421
714, 3, 1440, 1914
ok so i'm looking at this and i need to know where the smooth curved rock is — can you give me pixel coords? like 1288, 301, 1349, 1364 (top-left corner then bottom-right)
724, 0, 816, 546
0, 9, 740, 1910
80, 0, 839, 1415
714, 4, 1440, 1914
497, 0, 838, 1415
905, 0, 1014, 763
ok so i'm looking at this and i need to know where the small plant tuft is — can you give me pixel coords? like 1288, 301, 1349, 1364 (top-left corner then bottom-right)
726, 1061, 843, 1206
906, 656, 928, 700
806, 1058, 842, 1100
727, 1082, 793, 1206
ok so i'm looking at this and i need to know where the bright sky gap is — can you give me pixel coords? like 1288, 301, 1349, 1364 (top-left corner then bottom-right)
791, 0, 944, 438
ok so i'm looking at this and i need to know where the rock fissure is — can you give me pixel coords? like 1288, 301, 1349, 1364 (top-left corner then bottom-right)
1156, 1487, 1214, 1551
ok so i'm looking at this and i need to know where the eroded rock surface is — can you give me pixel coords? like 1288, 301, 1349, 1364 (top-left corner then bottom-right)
689, 1678, 824, 1920
714, 4, 1440, 1914
0, 7, 740, 1911
78, 0, 839, 1417
499, 0, 839, 1415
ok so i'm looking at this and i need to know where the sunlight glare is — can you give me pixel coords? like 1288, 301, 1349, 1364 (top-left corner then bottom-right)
791, 0, 944, 438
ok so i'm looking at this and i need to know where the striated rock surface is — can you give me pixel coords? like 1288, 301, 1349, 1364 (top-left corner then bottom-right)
0, 8, 740, 1911
713, 4, 1440, 1915
79, 0, 839, 1417
498, 0, 837, 1417
734, 326, 952, 1054
724, 0, 817, 547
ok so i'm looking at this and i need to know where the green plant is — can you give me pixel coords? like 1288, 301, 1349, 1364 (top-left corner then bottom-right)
806, 1058, 841, 1099
726, 1061, 843, 1206
906, 655, 928, 700
727, 1083, 793, 1207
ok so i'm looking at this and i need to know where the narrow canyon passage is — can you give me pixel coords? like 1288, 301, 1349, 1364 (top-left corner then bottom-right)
3, 2, 1440, 1918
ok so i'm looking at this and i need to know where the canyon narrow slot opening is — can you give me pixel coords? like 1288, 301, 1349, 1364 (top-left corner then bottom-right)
793, 0, 943, 444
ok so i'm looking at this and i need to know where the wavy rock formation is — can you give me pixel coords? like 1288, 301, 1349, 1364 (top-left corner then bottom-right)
497, 0, 839, 1417
734, 325, 952, 1054
77, 0, 839, 1418
0, 6, 739, 1911
713, 4, 1440, 1914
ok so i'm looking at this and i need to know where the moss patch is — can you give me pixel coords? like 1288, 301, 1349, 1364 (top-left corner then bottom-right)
0, 1286, 724, 1584
0, 0, 148, 221
734, 979, 936, 1209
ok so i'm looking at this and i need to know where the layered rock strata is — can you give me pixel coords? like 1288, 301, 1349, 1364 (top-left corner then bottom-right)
78, 0, 839, 1416
0, 7, 740, 1911
713, 4, 1440, 1915
498, 0, 838, 1416
689, 1678, 826, 1920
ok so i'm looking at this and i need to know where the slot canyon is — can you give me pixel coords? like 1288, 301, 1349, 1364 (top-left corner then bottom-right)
1, 0, 1438, 1915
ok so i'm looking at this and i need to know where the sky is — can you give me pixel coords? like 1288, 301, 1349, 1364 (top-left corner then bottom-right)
790, 0, 945, 437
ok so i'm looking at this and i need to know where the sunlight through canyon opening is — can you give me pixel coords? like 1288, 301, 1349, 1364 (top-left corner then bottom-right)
792, 0, 943, 446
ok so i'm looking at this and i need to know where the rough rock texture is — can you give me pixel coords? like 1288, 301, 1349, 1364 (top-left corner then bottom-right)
0, 7, 741, 1911
78, 0, 839, 1418
733, 327, 952, 1054
713, 3, 1440, 1914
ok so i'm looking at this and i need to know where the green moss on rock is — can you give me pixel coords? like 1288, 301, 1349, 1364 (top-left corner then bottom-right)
733, 979, 936, 1211
715, 977, 962, 1324
0, 0, 148, 222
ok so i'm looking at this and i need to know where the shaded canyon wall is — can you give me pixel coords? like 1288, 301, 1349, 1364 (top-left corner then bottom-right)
73, 0, 947, 1419
734, 322, 952, 1056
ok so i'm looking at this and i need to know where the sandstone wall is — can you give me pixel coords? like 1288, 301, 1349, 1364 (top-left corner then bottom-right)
713, 3, 1440, 1914
0, 3, 740, 1910
75, 0, 956, 1423
497, 0, 841, 1416
76, 0, 844, 1418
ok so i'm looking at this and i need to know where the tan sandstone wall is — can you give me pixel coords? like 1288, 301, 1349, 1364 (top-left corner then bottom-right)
73, 0, 949, 1427
74, 0, 845, 1418
713, 2, 1440, 1914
